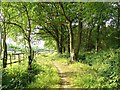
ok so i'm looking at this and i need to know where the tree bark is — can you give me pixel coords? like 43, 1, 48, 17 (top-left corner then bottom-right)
74, 18, 83, 61
117, 3, 120, 47
28, 38, 32, 70
0, 25, 2, 56
117, 3, 120, 29
87, 28, 93, 51
69, 22, 74, 62
56, 39, 61, 54
63, 47, 65, 53
56, 37, 63, 54
67, 31, 70, 54
74, 3, 83, 61
55, 26, 62, 54
59, 25, 64, 54
96, 25, 100, 52
3, 21, 7, 68
59, 3, 74, 62
23, 4, 33, 71
59, 26, 63, 54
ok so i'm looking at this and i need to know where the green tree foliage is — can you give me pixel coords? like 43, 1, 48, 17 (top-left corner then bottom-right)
2, 2, 119, 61
1, 2, 120, 89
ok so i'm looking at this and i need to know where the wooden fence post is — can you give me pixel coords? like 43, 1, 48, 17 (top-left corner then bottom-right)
6, 53, 25, 66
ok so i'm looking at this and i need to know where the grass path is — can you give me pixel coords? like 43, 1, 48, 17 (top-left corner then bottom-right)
52, 58, 97, 88
52, 61, 72, 88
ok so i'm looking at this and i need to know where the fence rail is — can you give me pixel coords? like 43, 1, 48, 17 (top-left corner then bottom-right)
3, 50, 54, 66
7, 53, 25, 65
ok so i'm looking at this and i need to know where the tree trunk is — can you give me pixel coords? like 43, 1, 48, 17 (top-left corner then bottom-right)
24, 4, 33, 72
59, 33, 63, 54
117, 3, 120, 29
0, 25, 2, 56
28, 39, 32, 70
69, 22, 74, 62
56, 39, 61, 54
3, 42, 7, 68
74, 2, 83, 61
59, 25, 65, 54
74, 18, 83, 61
96, 25, 100, 52
3, 22, 7, 68
87, 28, 93, 51
63, 47, 65, 53
68, 32, 70, 54
117, 3, 120, 47
59, 2, 74, 62
53, 25, 63, 54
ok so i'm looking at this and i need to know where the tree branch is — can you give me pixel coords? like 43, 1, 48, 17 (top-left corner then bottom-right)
3, 21, 28, 40
59, 2, 71, 22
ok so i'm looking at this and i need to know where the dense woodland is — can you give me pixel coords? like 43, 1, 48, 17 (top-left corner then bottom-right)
0, 2, 120, 89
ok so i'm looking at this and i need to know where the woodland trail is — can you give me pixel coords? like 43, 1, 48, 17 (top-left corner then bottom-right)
52, 61, 73, 88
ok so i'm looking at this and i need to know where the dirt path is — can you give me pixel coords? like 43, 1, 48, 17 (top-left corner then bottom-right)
52, 61, 72, 88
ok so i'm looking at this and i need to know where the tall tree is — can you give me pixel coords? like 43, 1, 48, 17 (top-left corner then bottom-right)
59, 2, 75, 62
2, 18, 7, 68
2, 2, 36, 70
0, 7, 1, 55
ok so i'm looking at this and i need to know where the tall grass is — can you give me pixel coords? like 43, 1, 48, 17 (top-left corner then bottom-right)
2, 53, 60, 89
2, 61, 29, 89
27, 54, 60, 88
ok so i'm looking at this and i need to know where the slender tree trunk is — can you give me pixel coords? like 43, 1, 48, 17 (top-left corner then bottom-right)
3, 22, 7, 68
74, 2, 83, 61
3, 42, 7, 68
87, 28, 93, 51
59, 25, 65, 54
96, 25, 100, 52
0, 25, 2, 56
23, 4, 33, 72
56, 39, 61, 54
53, 25, 63, 54
117, 3, 120, 29
74, 18, 83, 61
28, 39, 32, 70
69, 22, 74, 62
55, 28, 61, 54
59, 2, 74, 62
63, 47, 65, 53
68, 32, 70, 54
59, 33, 63, 54
117, 3, 120, 47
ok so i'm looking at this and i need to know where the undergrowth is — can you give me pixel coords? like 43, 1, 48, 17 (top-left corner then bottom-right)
2, 49, 120, 89
53, 48, 120, 88
2, 61, 42, 90
27, 54, 60, 88
73, 48, 120, 88
2, 54, 60, 89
